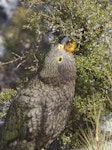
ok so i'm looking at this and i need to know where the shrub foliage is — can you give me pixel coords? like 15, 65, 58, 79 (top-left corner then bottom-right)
0, 0, 111, 148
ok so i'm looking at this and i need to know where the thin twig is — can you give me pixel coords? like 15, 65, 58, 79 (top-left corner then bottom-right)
17, 59, 26, 68
1, 55, 25, 66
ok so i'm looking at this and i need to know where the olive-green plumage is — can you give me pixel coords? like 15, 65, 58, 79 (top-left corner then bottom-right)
0, 44, 76, 150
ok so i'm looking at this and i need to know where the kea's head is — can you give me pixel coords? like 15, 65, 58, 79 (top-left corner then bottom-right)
40, 44, 76, 85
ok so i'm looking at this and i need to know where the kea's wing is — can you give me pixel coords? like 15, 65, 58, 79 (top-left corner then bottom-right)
0, 78, 43, 149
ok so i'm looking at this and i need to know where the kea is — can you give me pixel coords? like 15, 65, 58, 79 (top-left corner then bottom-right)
0, 44, 76, 150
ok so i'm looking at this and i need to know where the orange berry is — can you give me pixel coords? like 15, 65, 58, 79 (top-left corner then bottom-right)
64, 42, 77, 53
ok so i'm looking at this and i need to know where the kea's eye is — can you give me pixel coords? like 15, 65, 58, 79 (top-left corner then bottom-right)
57, 56, 63, 63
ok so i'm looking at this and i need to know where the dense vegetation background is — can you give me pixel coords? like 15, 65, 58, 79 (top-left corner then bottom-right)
0, 0, 111, 149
